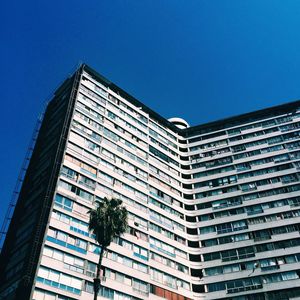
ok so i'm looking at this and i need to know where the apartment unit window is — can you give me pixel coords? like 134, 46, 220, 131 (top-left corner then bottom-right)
33, 289, 76, 300
58, 180, 94, 202
107, 251, 148, 274
43, 246, 85, 274
47, 228, 87, 254
84, 281, 114, 299
226, 277, 262, 294
54, 194, 73, 211
211, 197, 242, 210
37, 267, 82, 295
51, 211, 90, 237
65, 154, 98, 177
150, 268, 190, 290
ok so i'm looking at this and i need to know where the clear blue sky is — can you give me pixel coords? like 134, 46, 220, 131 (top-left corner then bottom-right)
1, 0, 300, 227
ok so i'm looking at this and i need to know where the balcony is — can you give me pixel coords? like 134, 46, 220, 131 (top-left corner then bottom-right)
247, 209, 264, 216
254, 235, 272, 242
227, 283, 263, 294
261, 265, 280, 272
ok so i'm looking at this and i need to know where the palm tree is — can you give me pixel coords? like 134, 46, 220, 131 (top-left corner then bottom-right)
89, 197, 128, 300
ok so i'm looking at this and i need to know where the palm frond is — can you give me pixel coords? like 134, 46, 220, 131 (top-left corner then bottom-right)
88, 197, 128, 248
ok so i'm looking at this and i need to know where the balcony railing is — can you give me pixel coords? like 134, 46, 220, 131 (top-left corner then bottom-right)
227, 284, 263, 294
261, 265, 280, 272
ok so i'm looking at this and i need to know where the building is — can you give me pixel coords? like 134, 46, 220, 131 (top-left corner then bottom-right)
1, 64, 300, 300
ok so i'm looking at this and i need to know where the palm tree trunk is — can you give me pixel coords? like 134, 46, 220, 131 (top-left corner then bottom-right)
93, 247, 105, 300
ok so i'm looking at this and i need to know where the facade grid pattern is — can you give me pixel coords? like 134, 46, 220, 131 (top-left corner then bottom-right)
1, 64, 300, 300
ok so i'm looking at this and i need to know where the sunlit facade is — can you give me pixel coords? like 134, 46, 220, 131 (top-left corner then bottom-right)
1, 64, 300, 300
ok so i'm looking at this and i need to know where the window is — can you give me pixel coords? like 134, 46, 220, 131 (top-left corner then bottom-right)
55, 194, 73, 211
222, 250, 238, 262
37, 267, 82, 294
226, 277, 262, 293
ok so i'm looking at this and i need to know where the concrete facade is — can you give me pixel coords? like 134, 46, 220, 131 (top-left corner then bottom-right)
1, 64, 300, 300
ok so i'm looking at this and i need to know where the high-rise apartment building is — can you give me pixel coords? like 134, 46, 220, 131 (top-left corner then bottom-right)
1, 64, 300, 300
